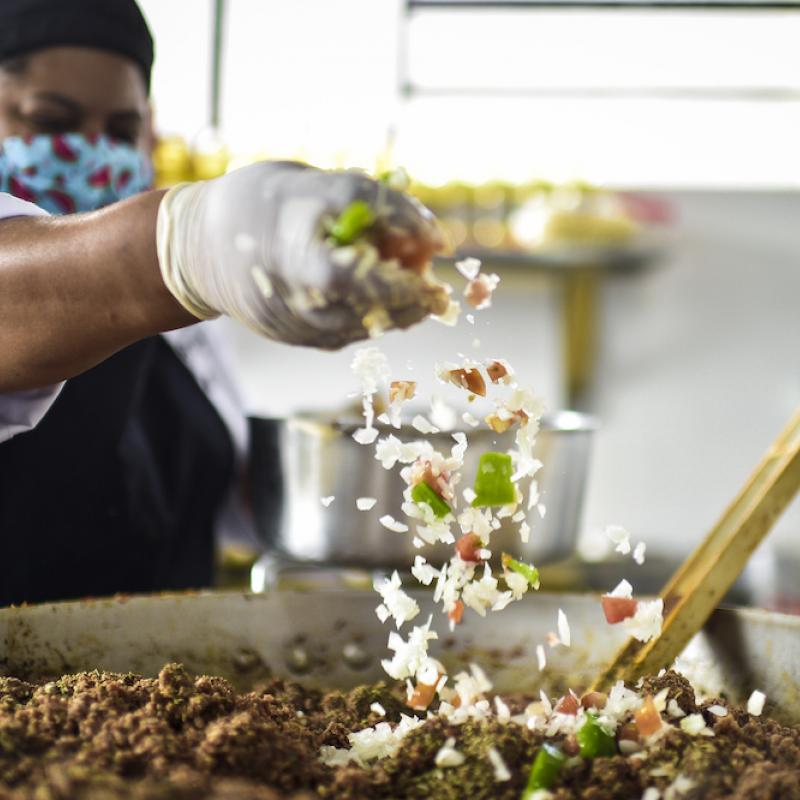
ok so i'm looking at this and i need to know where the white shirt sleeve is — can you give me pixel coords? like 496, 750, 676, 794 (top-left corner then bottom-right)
0, 193, 64, 444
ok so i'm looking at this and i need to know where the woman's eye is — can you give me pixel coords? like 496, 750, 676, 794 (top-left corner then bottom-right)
26, 115, 73, 134
107, 125, 139, 145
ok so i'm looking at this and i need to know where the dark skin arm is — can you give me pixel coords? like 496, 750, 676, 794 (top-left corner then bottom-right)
0, 189, 197, 392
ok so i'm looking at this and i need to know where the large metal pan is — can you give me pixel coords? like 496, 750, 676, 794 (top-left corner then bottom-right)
249, 410, 595, 570
1, 591, 798, 723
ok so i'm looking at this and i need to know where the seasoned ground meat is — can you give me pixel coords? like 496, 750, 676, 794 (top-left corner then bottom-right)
0, 664, 796, 799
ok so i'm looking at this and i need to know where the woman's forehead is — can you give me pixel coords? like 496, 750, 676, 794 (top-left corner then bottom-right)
6, 46, 147, 111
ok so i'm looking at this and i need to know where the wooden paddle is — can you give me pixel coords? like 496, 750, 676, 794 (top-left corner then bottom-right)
590, 406, 800, 690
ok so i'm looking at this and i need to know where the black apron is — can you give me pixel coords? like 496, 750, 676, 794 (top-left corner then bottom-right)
0, 336, 235, 606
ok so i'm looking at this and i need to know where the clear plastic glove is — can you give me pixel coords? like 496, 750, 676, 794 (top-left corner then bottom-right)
156, 161, 450, 349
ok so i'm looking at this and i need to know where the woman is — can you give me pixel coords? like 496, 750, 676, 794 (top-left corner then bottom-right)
0, 0, 446, 606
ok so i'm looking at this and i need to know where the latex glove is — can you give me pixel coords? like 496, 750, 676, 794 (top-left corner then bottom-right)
156, 161, 449, 349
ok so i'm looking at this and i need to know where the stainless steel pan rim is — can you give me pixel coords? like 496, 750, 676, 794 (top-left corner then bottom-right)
1, 590, 798, 722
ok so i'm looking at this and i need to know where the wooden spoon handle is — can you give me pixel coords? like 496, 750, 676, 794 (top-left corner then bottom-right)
591, 407, 800, 690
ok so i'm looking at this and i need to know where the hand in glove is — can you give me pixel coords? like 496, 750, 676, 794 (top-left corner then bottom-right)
156, 161, 450, 349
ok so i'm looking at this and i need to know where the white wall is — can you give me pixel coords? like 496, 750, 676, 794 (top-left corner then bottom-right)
137, 0, 213, 138
138, 0, 800, 187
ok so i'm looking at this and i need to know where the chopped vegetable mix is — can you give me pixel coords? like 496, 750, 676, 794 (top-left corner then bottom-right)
411, 481, 451, 518
576, 712, 617, 759
329, 200, 376, 246
501, 553, 540, 588
524, 742, 566, 795
471, 452, 516, 507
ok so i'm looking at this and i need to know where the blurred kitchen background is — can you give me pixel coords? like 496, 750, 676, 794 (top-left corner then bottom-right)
137, 0, 799, 605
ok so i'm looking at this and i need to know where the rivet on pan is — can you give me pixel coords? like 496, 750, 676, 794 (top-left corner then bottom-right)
342, 642, 371, 670
286, 646, 312, 675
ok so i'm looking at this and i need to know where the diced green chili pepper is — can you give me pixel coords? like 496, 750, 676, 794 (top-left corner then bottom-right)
329, 200, 375, 246
471, 452, 515, 507
576, 712, 617, 759
411, 482, 451, 519
523, 742, 566, 796
501, 553, 540, 589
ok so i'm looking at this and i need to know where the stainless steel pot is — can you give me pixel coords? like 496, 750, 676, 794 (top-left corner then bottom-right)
1, 590, 797, 722
249, 410, 595, 570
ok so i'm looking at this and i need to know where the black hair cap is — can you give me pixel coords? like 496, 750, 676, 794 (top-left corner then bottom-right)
0, 0, 154, 91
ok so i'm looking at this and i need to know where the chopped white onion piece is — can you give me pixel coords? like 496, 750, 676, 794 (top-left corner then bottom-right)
353, 427, 379, 445
557, 609, 571, 647
536, 644, 547, 671
455, 257, 482, 280
451, 432, 468, 462
373, 571, 420, 629
609, 579, 634, 599
622, 598, 664, 643
707, 704, 728, 717
680, 713, 714, 737
667, 699, 686, 718
412, 415, 439, 434
487, 746, 511, 782
747, 690, 766, 716
411, 555, 438, 586
351, 347, 391, 394
435, 737, 466, 768
519, 520, 531, 543
494, 695, 511, 721
605, 524, 632, 555
633, 541, 647, 565
370, 702, 386, 716
320, 496, 335, 507
380, 515, 409, 533
356, 497, 377, 511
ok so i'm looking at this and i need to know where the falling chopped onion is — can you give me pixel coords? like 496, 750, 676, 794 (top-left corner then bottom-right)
380, 515, 409, 533
747, 690, 766, 716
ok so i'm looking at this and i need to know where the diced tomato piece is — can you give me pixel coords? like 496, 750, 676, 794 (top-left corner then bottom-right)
389, 380, 417, 404
420, 461, 450, 500
465, 277, 492, 308
486, 360, 510, 384
634, 695, 662, 737
448, 600, 464, 625
601, 595, 638, 624
455, 533, 483, 563
446, 368, 486, 397
554, 693, 580, 716
580, 691, 608, 711
407, 680, 438, 711
375, 223, 442, 273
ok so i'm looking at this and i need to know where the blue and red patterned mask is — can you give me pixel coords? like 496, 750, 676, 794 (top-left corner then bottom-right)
0, 132, 152, 214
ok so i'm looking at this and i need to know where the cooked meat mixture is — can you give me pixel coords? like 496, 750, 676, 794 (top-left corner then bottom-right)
0, 664, 796, 799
